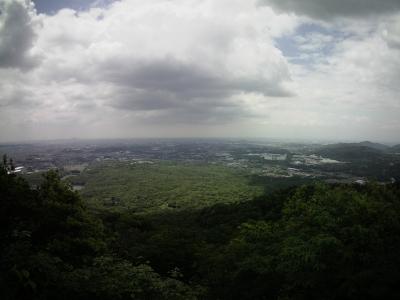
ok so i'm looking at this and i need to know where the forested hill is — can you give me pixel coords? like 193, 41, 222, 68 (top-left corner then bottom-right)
356, 141, 390, 151
316, 143, 385, 160
1, 157, 400, 299
315, 141, 400, 159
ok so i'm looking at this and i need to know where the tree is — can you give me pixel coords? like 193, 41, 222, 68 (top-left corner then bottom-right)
225, 184, 400, 299
0, 164, 199, 300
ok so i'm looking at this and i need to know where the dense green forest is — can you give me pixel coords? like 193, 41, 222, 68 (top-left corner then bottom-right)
67, 161, 264, 212
1, 156, 400, 299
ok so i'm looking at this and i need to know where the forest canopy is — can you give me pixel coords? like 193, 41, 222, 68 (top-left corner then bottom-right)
1, 156, 400, 299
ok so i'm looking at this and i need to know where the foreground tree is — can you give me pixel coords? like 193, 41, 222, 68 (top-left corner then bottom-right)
224, 183, 400, 299
0, 160, 199, 300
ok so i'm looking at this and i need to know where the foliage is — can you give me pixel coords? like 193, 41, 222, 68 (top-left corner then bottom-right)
0, 159, 199, 300
2, 155, 400, 299
222, 183, 400, 299
109, 183, 400, 299
69, 161, 263, 212
314, 145, 400, 180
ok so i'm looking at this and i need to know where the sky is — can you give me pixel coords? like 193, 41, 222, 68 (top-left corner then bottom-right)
0, 0, 400, 143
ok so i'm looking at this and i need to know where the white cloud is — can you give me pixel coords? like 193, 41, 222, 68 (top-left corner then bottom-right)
0, 0, 399, 142
271, 15, 400, 142
0, 0, 302, 141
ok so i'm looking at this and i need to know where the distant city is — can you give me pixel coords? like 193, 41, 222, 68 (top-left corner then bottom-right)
2, 139, 399, 190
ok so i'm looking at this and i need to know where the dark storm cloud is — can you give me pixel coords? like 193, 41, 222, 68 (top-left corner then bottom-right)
32, 0, 97, 14
111, 87, 243, 113
110, 84, 263, 125
0, 0, 39, 69
105, 58, 234, 99
133, 102, 256, 125
261, 0, 400, 19
111, 89, 181, 111
101, 57, 292, 114
104, 59, 271, 124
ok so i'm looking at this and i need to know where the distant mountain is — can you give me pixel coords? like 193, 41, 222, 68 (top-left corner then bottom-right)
316, 142, 386, 160
357, 141, 390, 151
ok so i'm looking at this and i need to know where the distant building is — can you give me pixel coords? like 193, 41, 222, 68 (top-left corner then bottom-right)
7, 166, 24, 174
355, 179, 367, 185
247, 153, 287, 161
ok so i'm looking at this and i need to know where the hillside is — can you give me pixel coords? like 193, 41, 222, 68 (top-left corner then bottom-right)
316, 143, 384, 160
2, 159, 400, 300
357, 141, 390, 151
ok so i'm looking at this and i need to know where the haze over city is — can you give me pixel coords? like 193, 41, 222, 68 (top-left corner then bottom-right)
1, 0, 400, 143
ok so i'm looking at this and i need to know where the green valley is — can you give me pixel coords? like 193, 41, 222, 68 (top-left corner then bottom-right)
68, 161, 264, 212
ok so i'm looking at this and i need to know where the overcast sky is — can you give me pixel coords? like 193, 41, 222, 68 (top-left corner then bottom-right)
0, 0, 399, 143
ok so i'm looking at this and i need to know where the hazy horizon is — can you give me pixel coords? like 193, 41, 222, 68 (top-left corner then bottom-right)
1, 136, 399, 147
1, 0, 400, 143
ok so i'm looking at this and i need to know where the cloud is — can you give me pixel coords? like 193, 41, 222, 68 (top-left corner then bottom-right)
382, 17, 400, 49
272, 13, 400, 142
261, 0, 400, 20
1, 0, 400, 142
32, 0, 114, 14
1, 1, 297, 124
102, 56, 292, 110
0, 83, 34, 108
0, 0, 39, 69
0, 0, 304, 141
